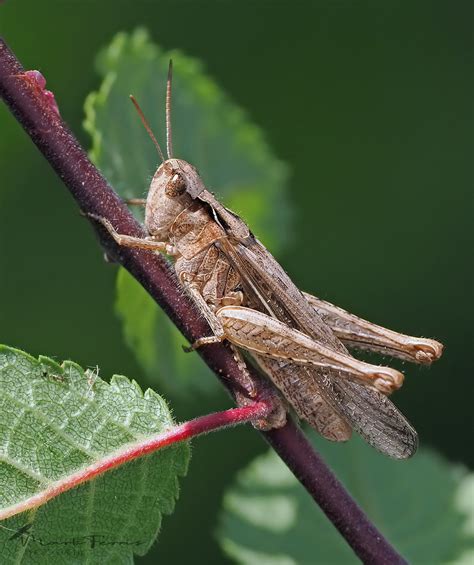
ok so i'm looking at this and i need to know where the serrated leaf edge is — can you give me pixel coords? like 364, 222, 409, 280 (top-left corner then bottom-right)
0, 344, 189, 521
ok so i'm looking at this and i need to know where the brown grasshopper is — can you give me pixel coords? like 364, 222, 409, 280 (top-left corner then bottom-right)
91, 63, 443, 459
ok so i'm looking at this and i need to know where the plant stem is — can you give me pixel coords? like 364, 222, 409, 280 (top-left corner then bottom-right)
0, 36, 406, 564
0, 402, 271, 521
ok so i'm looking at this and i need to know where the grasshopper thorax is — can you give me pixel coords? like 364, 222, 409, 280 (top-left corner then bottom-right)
145, 158, 207, 239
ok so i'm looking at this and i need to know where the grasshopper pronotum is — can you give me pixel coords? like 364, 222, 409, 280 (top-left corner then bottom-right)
91, 62, 443, 459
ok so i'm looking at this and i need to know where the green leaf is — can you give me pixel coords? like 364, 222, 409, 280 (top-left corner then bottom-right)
0, 345, 190, 563
84, 28, 289, 395
115, 268, 217, 397
218, 434, 474, 564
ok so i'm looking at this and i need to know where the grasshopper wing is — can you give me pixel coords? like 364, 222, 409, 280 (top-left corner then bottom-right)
255, 355, 353, 442
219, 235, 418, 458
257, 357, 417, 458
326, 376, 418, 458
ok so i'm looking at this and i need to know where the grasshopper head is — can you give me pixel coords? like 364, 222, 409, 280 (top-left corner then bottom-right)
131, 61, 209, 239
145, 158, 206, 238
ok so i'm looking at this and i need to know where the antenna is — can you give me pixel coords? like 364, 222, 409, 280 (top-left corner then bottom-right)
166, 59, 174, 159
129, 95, 165, 163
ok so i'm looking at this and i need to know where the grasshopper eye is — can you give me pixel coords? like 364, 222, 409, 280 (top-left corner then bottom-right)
165, 171, 187, 197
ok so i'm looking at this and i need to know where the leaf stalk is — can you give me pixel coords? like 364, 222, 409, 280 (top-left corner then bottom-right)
0, 402, 270, 521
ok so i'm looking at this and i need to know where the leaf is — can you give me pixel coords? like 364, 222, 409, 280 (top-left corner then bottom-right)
0, 345, 190, 563
115, 268, 217, 398
218, 434, 474, 564
84, 28, 289, 395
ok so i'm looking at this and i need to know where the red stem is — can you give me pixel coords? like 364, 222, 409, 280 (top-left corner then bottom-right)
0, 403, 270, 521
0, 36, 406, 565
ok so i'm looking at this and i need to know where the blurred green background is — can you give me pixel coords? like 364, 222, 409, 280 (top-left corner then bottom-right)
0, 1, 472, 563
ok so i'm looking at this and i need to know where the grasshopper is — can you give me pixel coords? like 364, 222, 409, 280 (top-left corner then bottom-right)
91, 62, 443, 459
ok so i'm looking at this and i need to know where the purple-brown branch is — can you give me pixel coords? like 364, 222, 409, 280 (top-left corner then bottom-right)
0, 36, 406, 565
